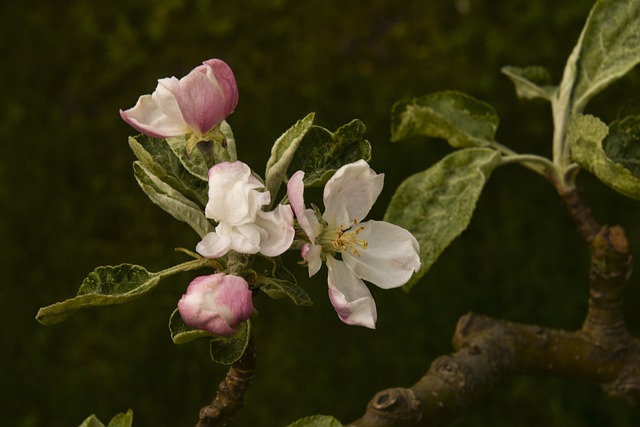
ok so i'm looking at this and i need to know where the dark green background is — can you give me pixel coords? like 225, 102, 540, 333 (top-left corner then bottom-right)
3, 1, 640, 426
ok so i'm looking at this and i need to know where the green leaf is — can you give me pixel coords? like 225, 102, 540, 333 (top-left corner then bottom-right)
258, 258, 312, 306
128, 135, 208, 206
501, 65, 556, 101
265, 113, 315, 199
165, 135, 210, 181
219, 120, 237, 161
210, 320, 251, 365
78, 410, 133, 427
570, 114, 640, 200
78, 415, 105, 427
106, 410, 134, 427
133, 161, 213, 238
604, 115, 640, 176
288, 119, 371, 187
36, 260, 208, 325
169, 308, 211, 344
391, 91, 499, 148
384, 148, 501, 290
165, 120, 237, 179
568, 0, 640, 112
286, 415, 343, 427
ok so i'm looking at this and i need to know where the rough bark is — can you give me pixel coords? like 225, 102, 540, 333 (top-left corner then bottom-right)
196, 337, 257, 427
347, 189, 639, 426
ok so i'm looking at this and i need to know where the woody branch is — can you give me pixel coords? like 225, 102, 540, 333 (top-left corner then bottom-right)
347, 189, 640, 427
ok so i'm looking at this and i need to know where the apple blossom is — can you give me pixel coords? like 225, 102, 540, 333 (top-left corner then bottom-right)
287, 160, 420, 329
178, 273, 253, 336
196, 161, 294, 258
120, 58, 238, 139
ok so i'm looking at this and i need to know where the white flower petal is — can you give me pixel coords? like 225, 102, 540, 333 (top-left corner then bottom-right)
205, 162, 269, 225
326, 256, 377, 329
119, 90, 191, 138
323, 160, 384, 227
228, 223, 261, 254
196, 231, 231, 259
301, 243, 323, 277
342, 220, 420, 289
155, 77, 189, 125
253, 204, 295, 257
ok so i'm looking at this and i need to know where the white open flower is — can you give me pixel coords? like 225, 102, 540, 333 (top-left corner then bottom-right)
287, 160, 420, 329
196, 161, 294, 258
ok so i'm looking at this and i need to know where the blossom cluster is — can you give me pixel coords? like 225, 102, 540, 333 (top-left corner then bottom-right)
121, 58, 420, 336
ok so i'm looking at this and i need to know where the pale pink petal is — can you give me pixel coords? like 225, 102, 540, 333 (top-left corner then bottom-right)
172, 69, 226, 135
342, 220, 420, 289
301, 243, 323, 277
120, 59, 238, 138
205, 162, 269, 225
326, 256, 377, 329
178, 273, 253, 336
287, 170, 321, 241
323, 160, 384, 227
203, 59, 239, 119
253, 204, 295, 257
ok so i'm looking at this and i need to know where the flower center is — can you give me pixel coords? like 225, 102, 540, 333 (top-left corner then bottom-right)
320, 220, 368, 256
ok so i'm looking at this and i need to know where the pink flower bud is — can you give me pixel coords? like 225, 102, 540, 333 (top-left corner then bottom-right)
120, 59, 239, 138
178, 273, 253, 336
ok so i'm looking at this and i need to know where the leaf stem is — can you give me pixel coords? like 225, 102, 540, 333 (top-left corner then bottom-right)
490, 140, 560, 183
155, 257, 211, 279
499, 153, 555, 172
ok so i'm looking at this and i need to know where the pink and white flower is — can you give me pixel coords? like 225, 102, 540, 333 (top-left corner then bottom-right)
120, 58, 238, 139
178, 273, 253, 336
196, 161, 294, 258
287, 160, 420, 329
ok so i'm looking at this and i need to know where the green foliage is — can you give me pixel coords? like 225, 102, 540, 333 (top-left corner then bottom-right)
133, 162, 213, 238
570, 114, 640, 200
501, 66, 556, 101
36, 260, 207, 325
209, 320, 251, 365
165, 135, 210, 181
257, 257, 313, 306
128, 135, 209, 206
286, 415, 343, 427
288, 120, 372, 187
78, 410, 133, 427
604, 115, 640, 176
385, 148, 501, 290
391, 91, 499, 148
128, 133, 221, 237
265, 112, 316, 200
78, 415, 106, 427
567, 0, 640, 113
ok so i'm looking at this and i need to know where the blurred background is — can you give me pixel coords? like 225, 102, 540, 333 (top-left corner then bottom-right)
3, 1, 640, 426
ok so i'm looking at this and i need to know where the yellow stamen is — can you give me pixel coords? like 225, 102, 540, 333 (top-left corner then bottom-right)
326, 222, 368, 256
